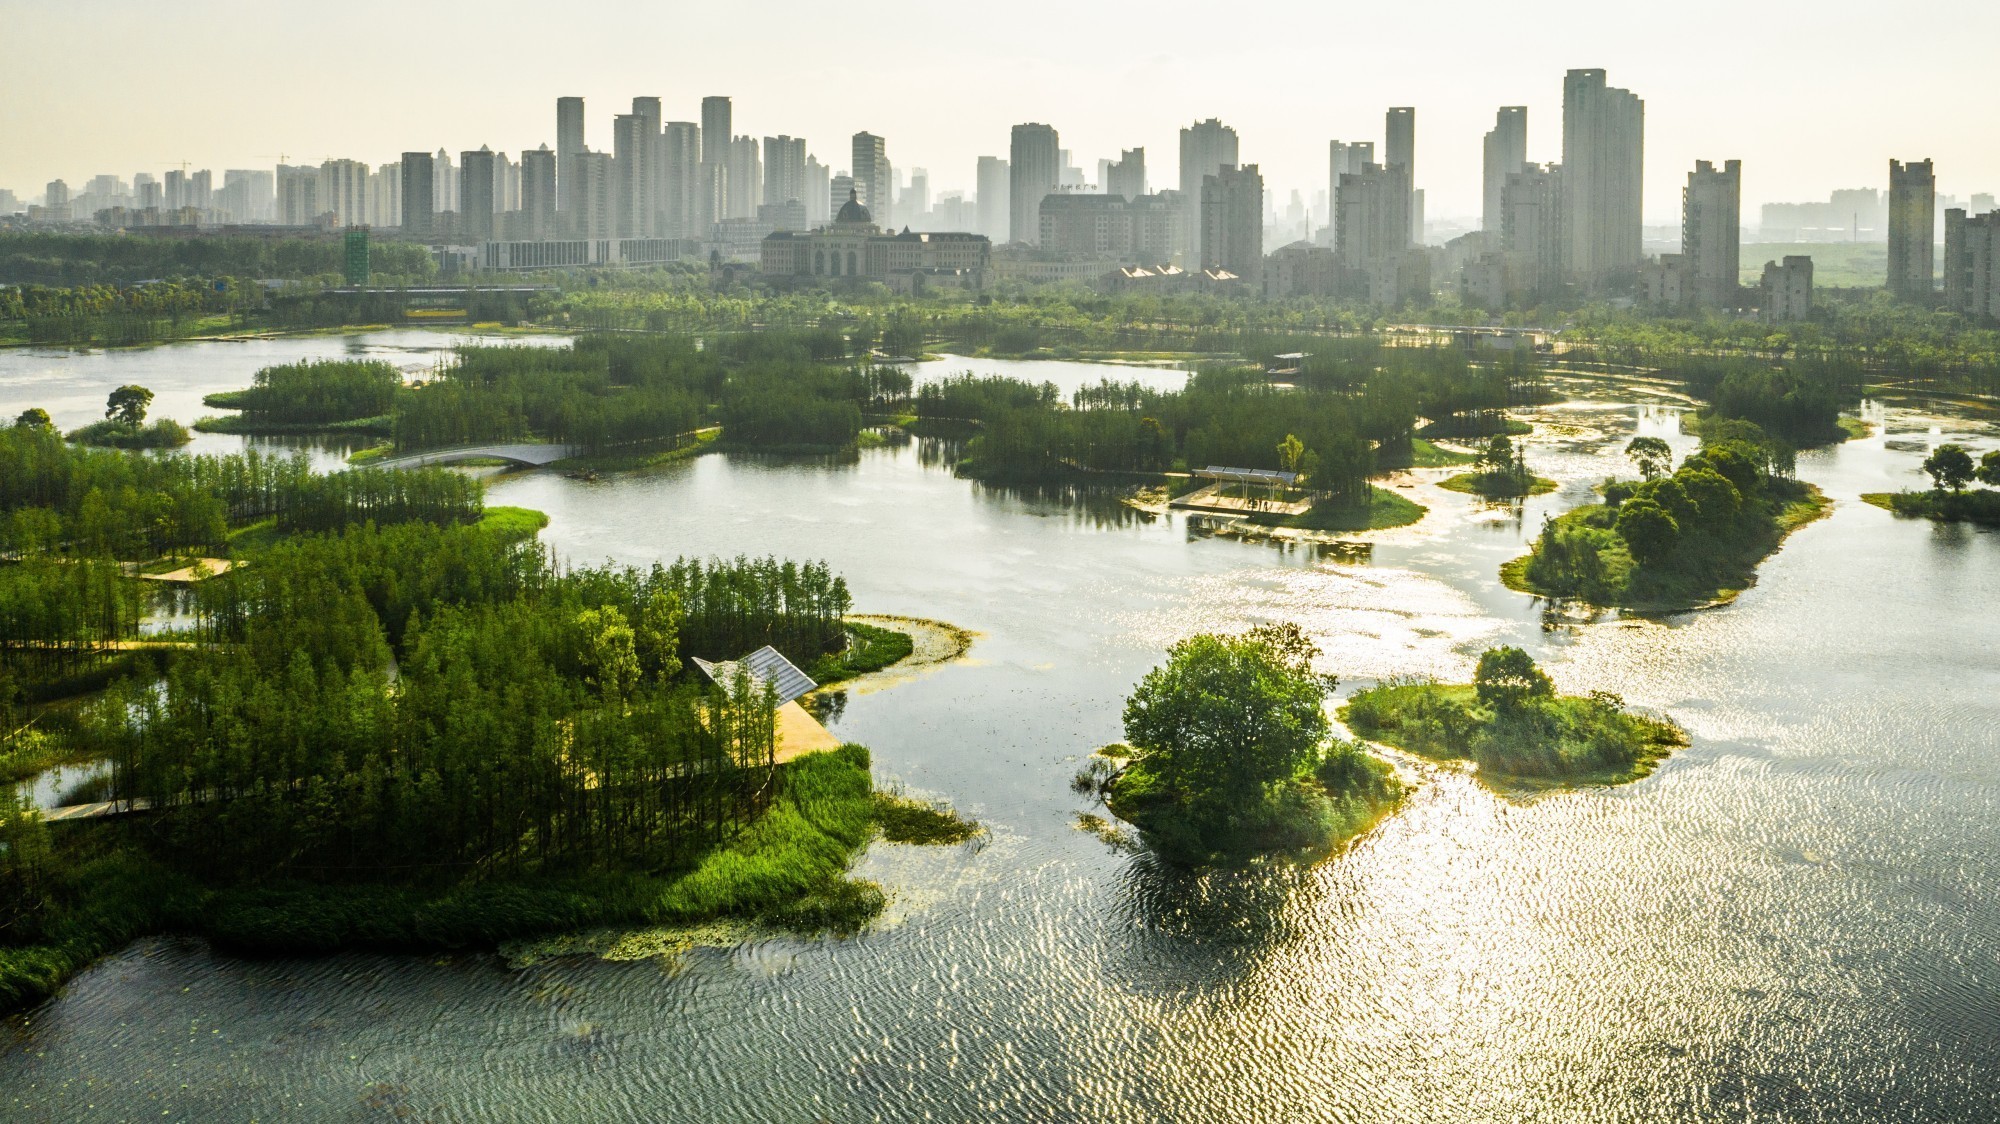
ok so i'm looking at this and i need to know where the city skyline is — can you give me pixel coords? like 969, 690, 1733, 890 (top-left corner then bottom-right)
6, 0, 1997, 222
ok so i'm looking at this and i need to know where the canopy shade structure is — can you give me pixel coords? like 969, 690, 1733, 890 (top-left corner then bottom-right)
1195, 466, 1299, 488
691, 645, 819, 706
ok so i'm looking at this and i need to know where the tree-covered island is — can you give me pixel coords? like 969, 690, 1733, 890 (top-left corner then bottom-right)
0, 421, 969, 1012
1503, 421, 1828, 611
1077, 624, 1402, 866
1862, 444, 2000, 527
1341, 647, 1687, 790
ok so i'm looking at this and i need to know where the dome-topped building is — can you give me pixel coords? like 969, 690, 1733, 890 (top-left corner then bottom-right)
832, 188, 874, 229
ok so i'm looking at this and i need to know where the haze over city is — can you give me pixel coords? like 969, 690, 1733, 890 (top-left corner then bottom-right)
7, 0, 1999, 219
3, 4, 1999, 1122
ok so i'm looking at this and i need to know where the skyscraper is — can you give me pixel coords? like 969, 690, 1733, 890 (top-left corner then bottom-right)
1179, 119, 1238, 263
662, 122, 701, 237
1482, 107, 1527, 232
1106, 149, 1146, 202
1327, 140, 1374, 246
520, 146, 556, 239
571, 151, 612, 239
852, 132, 889, 215
556, 96, 585, 214
1943, 207, 2000, 321
459, 147, 497, 241
1683, 159, 1742, 309
726, 136, 762, 219
1502, 164, 1566, 301
1335, 162, 1411, 275
318, 159, 370, 227
1010, 124, 1059, 247
612, 114, 653, 237
763, 136, 807, 208
1562, 68, 1645, 287
1199, 164, 1263, 282
977, 156, 1010, 242
701, 97, 732, 166
803, 156, 831, 226
1887, 158, 1936, 301
400, 152, 434, 237
1386, 107, 1417, 241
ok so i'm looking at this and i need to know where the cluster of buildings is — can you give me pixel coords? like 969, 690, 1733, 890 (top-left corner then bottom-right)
9, 72, 2000, 323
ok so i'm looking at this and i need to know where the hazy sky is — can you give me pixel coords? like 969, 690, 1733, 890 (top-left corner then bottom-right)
6, 0, 1997, 221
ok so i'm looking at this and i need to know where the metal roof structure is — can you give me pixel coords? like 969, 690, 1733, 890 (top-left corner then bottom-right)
1196, 466, 1299, 487
691, 645, 819, 706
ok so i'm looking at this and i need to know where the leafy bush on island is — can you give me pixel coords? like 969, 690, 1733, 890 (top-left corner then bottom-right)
1342, 647, 1686, 787
1437, 434, 1557, 499
1090, 623, 1401, 866
1863, 445, 2000, 527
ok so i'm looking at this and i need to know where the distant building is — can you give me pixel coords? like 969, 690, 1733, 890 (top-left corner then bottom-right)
519, 147, 557, 240
1760, 256, 1814, 323
556, 96, 585, 213
761, 189, 990, 291
1262, 241, 1339, 298
1639, 253, 1688, 306
459, 148, 497, 241
1501, 164, 1565, 304
1326, 140, 1374, 248
612, 113, 655, 237
1943, 209, 2000, 322
276, 165, 318, 226
763, 136, 806, 210
758, 199, 808, 232
569, 151, 613, 239
1887, 158, 1936, 301
1106, 149, 1146, 201
662, 122, 702, 237
1199, 164, 1263, 284
1179, 118, 1239, 263
1386, 107, 1417, 240
1010, 124, 1059, 246
976, 156, 1009, 242
851, 132, 889, 215
1038, 193, 1178, 261
1562, 68, 1644, 287
481, 237, 691, 272
1482, 107, 1527, 233
1683, 159, 1741, 309
1335, 162, 1411, 296
400, 152, 436, 235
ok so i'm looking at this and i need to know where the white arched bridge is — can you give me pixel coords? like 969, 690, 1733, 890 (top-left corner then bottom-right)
368, 443, 579, 471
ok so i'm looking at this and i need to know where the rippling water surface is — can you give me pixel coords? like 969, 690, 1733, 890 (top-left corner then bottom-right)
3, 349, 1997, 1122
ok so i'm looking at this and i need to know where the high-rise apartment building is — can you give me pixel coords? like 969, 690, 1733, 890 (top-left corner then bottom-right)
977, 156, 1010, 241
1179, 119, 1238, 263
1335, 162, 1411, 274
1106, 149, 1146, 201
556, 96, 585, 214
368, 162, 401, 229
726, 136, 762, 220
803, 156, 831, 226
1199, 164, 1263, 282
662, 122, 701, 237
763, 136, 807, 209
459, 148, 497, 241
1501, 164, 1565, 301
1943, 208, 2000, 321
1887, 158, 1936, 301
276, 165, 318, 225
1562, 68, 1645, 287
851, 132, 889, 215
613, 113, 654, 237
400, 153, 434, 237
220, 170, 273, 223
1010, 124, 1060, 247
1385, 107, 1416, 239
570, 151, 613, 239
701, 97, 732, 166
1482, 107, 1527, 232
1326, 140, 1374, 247
830, 174, 855, 219
317, 160, 370, 227
43, 179, 70, 219
189, 169, 213, 213
1683, 159, 1742, 309
433, 149, 458, 215
520, 147, 556, 239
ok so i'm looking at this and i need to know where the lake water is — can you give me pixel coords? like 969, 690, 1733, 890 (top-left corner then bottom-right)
2, 343, 1997, 1122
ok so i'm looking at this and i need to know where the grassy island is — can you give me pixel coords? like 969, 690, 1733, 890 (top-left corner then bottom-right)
1435, 435, 1556, 500
1080, 624, 1402, 866
1504, 422, 1829, 612
1860, 446, 2000, 527
0, 424, 960, 1011
1342, 648, 1687, 789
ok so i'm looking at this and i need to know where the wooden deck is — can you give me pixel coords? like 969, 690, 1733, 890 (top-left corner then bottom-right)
774, 700, 841, 763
